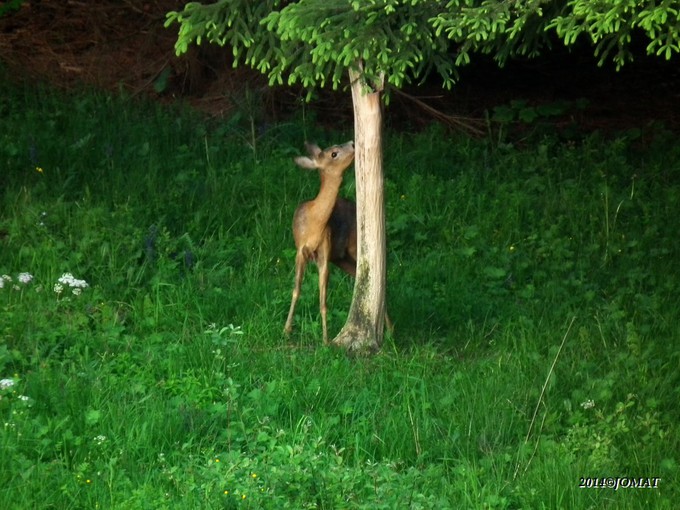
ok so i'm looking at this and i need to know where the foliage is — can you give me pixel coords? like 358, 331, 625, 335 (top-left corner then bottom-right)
165, 0, 452, 92
165, 0, 680, 95
433, 0, 680, 69
548, 0, 680, 67
1, 79, 679, 507
0, 0, 24, 18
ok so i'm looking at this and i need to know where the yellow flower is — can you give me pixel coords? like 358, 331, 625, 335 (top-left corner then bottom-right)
224, 490, 229, 495
251, 473, 257, 478
242, 494, 246, 500
36, 166, 44, 173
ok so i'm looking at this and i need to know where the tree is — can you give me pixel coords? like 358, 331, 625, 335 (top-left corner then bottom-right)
166, 0, 680, 352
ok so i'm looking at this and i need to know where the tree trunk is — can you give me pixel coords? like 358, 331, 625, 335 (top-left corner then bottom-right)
332, 66, 386, 353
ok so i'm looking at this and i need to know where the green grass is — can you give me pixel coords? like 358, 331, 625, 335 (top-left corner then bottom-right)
1, 75, 679, 509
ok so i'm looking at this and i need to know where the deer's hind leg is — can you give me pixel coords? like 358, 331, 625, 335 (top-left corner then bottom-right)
284, 249, 308, 336
316, 237, 333, 344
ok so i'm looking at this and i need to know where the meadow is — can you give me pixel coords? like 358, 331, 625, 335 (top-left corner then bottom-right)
1, 76, 679, 509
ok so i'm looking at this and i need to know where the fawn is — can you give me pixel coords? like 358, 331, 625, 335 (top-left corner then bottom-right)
283, 141, 359, 344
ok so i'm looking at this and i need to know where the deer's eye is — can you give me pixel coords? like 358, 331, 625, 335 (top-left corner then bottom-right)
331, 151, 338, 158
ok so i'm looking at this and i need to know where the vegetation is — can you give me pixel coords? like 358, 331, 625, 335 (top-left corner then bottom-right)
166, 0, 680, 351
166, 0, 680, 92
1, 76, 679, 508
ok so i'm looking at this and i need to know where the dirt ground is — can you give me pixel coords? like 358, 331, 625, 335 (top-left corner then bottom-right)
1, 1, 679, 133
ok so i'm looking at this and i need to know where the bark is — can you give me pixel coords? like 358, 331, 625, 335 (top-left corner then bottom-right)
332, 66, 386, 354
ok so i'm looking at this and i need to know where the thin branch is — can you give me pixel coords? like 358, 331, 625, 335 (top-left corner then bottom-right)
391, 87, 486, 136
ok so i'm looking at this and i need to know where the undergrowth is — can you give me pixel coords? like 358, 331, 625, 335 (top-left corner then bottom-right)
1, 77, 678, 508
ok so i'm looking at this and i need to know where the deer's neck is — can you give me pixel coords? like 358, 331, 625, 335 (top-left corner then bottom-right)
311, 173, 342, 223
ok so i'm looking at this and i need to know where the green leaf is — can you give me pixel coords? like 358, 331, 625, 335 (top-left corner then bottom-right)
85, 409, 101, 426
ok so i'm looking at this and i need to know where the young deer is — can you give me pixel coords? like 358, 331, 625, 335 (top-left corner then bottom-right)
284, 141, 358, 344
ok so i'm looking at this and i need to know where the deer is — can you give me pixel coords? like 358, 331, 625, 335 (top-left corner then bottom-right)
283, 141, 393, 344
283, 141, 356, 344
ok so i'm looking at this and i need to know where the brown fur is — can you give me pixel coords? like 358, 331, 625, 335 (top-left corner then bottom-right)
284, 142, 356, 343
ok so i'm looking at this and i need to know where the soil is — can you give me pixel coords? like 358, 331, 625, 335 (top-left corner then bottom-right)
2, 1, 679, 133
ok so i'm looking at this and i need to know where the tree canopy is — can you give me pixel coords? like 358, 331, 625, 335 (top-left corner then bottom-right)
166, 0, 680, 95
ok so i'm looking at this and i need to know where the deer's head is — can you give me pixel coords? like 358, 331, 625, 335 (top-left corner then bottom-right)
294, 141, 355, 178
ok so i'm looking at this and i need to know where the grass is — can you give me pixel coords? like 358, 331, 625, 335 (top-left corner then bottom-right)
1, 75, 679, 509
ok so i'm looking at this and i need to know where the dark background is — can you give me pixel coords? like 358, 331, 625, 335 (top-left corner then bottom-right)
1, 0, 678, 133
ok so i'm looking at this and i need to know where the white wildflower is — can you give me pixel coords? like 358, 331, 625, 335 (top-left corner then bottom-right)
0, 275, 11, 289
18, 272, 33, 284
58, 273, 74, 284
0, 378, 15, 390
580, 399, 595, 410
94, 435, 107, 445
58, 273, 89, 290
53, 283, 64, 295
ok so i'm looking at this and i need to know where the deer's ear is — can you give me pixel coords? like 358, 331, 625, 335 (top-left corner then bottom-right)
304, 142, 322, 158
294, 156, 317, 170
